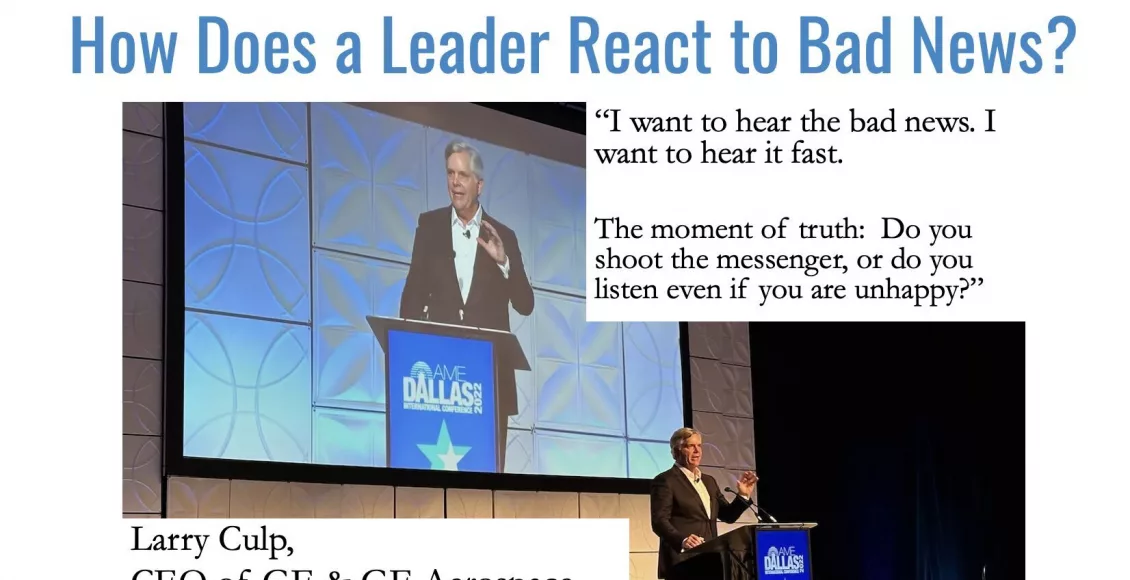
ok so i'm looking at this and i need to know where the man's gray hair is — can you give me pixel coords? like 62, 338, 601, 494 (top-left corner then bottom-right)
445, 140, 485, 180
669, 427, 701, 460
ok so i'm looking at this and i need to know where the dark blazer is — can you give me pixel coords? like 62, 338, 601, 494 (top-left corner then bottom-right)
650, 465, 752, 579
399, 205, 535, 416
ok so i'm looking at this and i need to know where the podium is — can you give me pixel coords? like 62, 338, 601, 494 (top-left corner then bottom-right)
670, 522, 817, 580
367, 315, 529, 473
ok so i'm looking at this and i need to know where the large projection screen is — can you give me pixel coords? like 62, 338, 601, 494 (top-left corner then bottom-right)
171, 102, 686, 485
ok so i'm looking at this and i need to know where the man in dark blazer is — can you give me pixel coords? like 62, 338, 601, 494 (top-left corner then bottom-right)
399, 139, 535, 472
650, 427, 759, 579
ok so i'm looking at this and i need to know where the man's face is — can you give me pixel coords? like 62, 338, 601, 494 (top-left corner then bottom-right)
447, 152, 483, 214
679, 434, 703, 470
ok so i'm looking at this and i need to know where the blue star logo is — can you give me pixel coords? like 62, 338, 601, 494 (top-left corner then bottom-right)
417, 420, 471, 471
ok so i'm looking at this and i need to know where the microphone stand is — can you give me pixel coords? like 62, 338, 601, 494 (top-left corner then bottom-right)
724, 487, 779, 523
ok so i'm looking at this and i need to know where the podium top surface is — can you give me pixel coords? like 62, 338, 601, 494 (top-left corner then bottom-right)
675, 522, 817, 561
751, 522, 818, 530
367, 315, 512, 336
366, 315, 530, 371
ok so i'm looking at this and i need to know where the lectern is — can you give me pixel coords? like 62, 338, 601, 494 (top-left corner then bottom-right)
366, 315, 529, 473
670, 522, 817, 580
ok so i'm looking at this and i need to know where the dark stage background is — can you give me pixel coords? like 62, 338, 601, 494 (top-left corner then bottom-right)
751, 322, 1024, 580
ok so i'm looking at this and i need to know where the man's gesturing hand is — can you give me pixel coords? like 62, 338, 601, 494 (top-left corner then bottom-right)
478, 220, 507, 265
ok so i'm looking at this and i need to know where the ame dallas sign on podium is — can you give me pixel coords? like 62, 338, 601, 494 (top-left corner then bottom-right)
367, 315, 529, 474
671, 522, 817, 580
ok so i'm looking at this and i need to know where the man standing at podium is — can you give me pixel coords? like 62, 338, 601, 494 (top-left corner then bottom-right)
400, 140, 535, 472
650, 427, 759, 579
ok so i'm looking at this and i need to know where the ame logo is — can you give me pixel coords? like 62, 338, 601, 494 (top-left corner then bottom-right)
403, 361, 483, 414
764, 545, 805, 575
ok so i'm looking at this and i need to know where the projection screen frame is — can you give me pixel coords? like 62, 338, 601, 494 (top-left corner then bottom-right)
161, 101, 694, 494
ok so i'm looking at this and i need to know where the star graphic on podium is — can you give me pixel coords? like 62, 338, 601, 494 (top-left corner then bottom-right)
417, 420, 471, 471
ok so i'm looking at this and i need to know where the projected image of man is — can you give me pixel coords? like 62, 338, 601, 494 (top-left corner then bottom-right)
400, 140, 535, 472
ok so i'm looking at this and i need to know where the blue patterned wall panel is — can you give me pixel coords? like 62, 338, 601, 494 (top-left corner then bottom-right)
528, 156, 586, 295
183, 311, 312, 463
628, 441, 673, 478
506, 300, 535, 427
624, 322, 684, 441
184, 102, 308, 162
313, 249, 407, 411
313, 407, 386, 467
311, 103, 427, 262
504, 428, 535, 474
535, 431, 628, 477
533, 293, 625, 436
184, 142, 310, 322
506, 307, 536, 430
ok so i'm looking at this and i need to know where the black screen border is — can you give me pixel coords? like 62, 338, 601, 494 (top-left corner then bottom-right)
161, 101, 693, 494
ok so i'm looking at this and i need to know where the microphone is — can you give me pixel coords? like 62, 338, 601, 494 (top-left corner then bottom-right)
463, 230, 471, 239
724, 487, 778, 523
